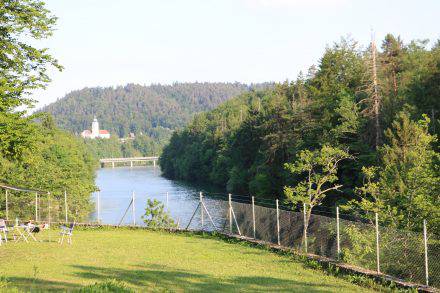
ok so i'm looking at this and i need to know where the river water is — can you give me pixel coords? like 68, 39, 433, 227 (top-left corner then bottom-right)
90, 166, 228, 228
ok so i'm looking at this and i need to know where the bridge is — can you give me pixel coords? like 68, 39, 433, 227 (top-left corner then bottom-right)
99, 156, 159, 168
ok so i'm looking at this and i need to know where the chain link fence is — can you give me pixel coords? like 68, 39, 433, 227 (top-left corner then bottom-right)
178, 193, 439, 289
1, 186, 439, 289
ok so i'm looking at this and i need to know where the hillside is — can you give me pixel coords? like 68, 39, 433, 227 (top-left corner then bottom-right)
160, 35, 440, 235
40, 82, 270, 138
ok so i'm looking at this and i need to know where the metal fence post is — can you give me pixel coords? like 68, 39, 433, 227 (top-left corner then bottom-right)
35, 192, 38, 222
97, 191, 101, 224
64, 190, 68, 223
375, 212, 380, 274
336, 206, 340, 259
276, 199, 280, 245
132, 191, 136, 226
228, 194, 232, 234
303, 203, 307, 254
200, 192, 204, 229
48, 192, 51, 242
5, 189, 8, 221
423, 219, 429, 286
252, 196, 256, 239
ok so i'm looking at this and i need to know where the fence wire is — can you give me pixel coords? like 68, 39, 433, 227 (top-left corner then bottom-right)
1, 187, 439, 289
195, 196, 439, 289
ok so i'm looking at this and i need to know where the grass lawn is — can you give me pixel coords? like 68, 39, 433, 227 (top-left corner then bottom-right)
0, 228, 375, 292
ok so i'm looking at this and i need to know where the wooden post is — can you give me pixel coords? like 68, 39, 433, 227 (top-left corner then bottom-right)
130, 161, 133, 168
303, 203, 307, 254
336, 206, 340, 260
166, 192, 169, 211
200, 192, 204, 228
153, 160, 156, 168
375, 212, 380, 274
228, 193, 232, 234
5, 189, 8, 221
423, 219, 429, 286
112, 161, 115, 168
276, 199, 280, 245
252, 196, 256, 239
132, 191, 136, 226
35, 192, 38, 222
64, 190, 68, 223
97, 191, 101, 224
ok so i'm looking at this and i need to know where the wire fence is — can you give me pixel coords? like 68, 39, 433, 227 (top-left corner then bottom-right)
177, 193, 439, 289
1, 186, 439, 289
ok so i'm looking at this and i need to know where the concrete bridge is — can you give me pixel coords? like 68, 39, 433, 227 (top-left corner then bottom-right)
99, 156, 159, 168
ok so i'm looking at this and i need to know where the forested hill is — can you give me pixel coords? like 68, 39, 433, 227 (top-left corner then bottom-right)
40, 82, 270, 137
160, 35, 440, 234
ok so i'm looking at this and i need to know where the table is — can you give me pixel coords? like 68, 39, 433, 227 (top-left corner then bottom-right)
14, 225, 38, 243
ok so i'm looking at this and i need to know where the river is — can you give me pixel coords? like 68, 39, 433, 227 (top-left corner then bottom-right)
90, 166, 229, 228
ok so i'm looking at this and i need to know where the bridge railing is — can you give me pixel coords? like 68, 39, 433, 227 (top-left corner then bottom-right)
99, 156, 159, 162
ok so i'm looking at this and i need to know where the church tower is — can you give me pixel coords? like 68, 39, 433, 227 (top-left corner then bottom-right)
91, 116, 99, 138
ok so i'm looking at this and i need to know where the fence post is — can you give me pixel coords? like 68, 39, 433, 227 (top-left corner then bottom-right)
132, 191, 136, 226
303, 203, 308, 254
252, 196, 256, 239
228, 193, 232, 234
5, 189, 8, 221
276, 199, 280, 245
48, 192, 51, 242
64, 190, 68, 223
200, 192, 204, 229
35, 192, 38, 222
423, 219, 429, 286
336, 206, 340, 260
97, 191, 101, 224
375, 212, 380, 274
166, 192, 169, 212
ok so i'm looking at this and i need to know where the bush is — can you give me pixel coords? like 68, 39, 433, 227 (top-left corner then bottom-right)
142, 199, 176, 229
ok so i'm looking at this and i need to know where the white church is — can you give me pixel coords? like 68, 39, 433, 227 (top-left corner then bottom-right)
81, 117, 110, 139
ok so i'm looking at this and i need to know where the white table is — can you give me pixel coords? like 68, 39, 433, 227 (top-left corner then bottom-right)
14, 225, 38, 243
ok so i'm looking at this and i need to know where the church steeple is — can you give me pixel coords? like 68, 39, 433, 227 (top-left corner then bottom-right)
91, 116, 100, 137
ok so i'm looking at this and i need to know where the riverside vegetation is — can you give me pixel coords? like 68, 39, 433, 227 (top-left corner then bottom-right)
160, 36, 440, 235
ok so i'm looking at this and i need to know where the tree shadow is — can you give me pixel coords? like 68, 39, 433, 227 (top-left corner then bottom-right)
70, 263, 342, 292
7, 277, 78, 292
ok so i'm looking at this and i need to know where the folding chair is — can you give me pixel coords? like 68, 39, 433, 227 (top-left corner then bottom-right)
59, 222, 75, 245
0, 219, 8, 244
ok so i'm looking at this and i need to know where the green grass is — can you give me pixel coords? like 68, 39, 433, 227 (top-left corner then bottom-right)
0, 228, 377, 292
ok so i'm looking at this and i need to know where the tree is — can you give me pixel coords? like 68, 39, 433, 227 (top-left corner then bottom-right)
0, 0, 62, 158
0, 2, 96, 222
346, 112, 440, 233
381, 34, 404, 98
284, 145, 352, 238
361, 38, 382, 148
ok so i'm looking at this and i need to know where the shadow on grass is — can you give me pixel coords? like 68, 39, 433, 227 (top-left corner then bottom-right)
7, 277, 79, 292
70, 263, 341, 292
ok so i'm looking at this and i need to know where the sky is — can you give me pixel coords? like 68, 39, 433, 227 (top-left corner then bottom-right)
31, 0, 440, 109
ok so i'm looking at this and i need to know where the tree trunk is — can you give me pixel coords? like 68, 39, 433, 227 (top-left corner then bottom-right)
371, 39, 381, 148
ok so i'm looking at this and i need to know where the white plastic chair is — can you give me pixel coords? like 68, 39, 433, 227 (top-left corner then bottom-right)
59, 222, 75, 245
0, 219, 8, 244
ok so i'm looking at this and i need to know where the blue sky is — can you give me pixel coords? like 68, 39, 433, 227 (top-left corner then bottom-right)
32, 0, 440, 109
